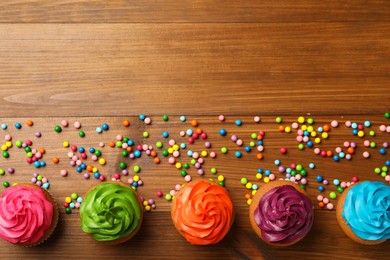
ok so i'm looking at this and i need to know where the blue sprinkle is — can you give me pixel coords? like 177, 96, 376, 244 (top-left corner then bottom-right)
102, 123, 109, 130
180, 116, 186, 122
235, 120, 242, 126
96, 127, 103, 133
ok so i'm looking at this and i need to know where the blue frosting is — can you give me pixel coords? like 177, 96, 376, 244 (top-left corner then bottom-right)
342, 181, 390, 241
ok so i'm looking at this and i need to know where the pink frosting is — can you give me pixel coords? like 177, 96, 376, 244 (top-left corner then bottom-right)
0, 186, 54, 245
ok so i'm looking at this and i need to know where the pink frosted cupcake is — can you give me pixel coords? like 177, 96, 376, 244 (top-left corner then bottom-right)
0, 184, 59, 246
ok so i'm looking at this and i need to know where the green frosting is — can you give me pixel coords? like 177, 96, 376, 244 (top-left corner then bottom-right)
80, 182, 142, 241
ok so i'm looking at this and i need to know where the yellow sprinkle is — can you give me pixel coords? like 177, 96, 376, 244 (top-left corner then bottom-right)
175, 162, 182, 169
264, 177, 270, 183
168, 148, 174, 154
245, 182, 252, 189
63, 141, 69, 148
301, 125, 307, 131
217, 175, 225, 182
358, 131, 364, 137
201, 150, 208, 157
256, 173, 262, 180
1, 145, 7, 151
247, 199, 252, 205
310, 131, 317, 137
65, 197, 72, 203
133, 175, 140, 182
307, 126, 314, 132
99, 158, 106, 165
145, 205, 151, 211
92, 167, 98, 173
298, 116, 305, 124
284, 126, 291, 133
252, 190, 257, 196
322, 132, 329, 139
143, 201, 149, 206
315, 137, 321, 144
5, 141, 12, 148
12, 183, 18, 186
172, 144, 179, 151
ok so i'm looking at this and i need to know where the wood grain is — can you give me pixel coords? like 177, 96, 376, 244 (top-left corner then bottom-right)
0, 0, 389, 23
0, 0, 389, 259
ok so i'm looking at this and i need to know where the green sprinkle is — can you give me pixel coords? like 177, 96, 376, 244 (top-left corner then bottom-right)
211, 168, 217, 174
251, 133, 258, 139
384, 112, 390, 119
65, 207, 71, 214
79, 131, 85, 137
165, 194, 172, 201
54, 125, 62, 133
121, 150, 128, 157
307, 118, 314, 125
143, 131, 149, 138
180, 170, 187, 177
133, 165, 141, 173
162, 115, 169, 121
240, 178, 248, 185
15, 140, 23, 148
3, 181, 9, 188
71, 193, 78, 200
298, 144, 305, 150
221, 147, 228, 154
275, 117, 282, 124
119, 162, 127, 169
2, 151, 9, 158
375, 167, 381, 174
0, 169, 4, 175
162, 150, 168, 157
329, 191, 337, 199
156, 141, 163, 148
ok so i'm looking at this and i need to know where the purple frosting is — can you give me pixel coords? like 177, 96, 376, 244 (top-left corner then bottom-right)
254, 185, 313, 244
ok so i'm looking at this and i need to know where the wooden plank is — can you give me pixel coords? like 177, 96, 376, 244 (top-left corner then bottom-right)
0, 0, 389, 23
0, 23, 389, 117
0, 115, 389, 258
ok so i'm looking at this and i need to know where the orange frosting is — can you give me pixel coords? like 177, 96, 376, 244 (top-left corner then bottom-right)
171, 180, 234, 245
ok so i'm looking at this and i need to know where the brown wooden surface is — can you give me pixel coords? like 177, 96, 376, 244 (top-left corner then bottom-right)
0, 1, 389, 259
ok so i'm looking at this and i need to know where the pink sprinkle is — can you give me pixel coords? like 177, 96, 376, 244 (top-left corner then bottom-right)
257, 145, 264, 152
363, 140, 370, 147
219, 115, 225, 121
331, 120, 338, 128
387, 126, 390, 132
198, 158, 204, 164
290, 176, 296, 182
314, 148, 321, 154
61, 120, 69, 127
91, 155, 98, 161
4, 134, 11, 141
175, 184, 181, 191
323, 198, 329, 204
99, 142, 105, 147
350, 142, 357, 148
231, 135, 238, 142
236, 139, 243, 146
295, 174, 302, 181
317, 195, 324, 201
291, 122, 299, 129
169, 190, 176, 196
303, 136, 309, 142
344, 141, 350, 147
326, 203, 334, 210
168, 139, 175, 146
184, 175, 192, 182
168, 157, 176, 164
345, 121, 352, 127
301, 178, 307, 185
363, 151, 370, 158
345, 154, 352, 160
75, 202, 81, 209
128, 178, 133, 184
173, 150, 180, 158
335, 147, 342, 153
254, 116, 260, 123
209, 152, 216, 158
180, 131, 185, 137
192, 152, 199, 159
385, 175, 390, 182
116, 134, 122, 141
144, 117, 152, 125
269, 174, 276, 181
379, 125, 386, 132
60, 169, 68, 177
340, 182, 347, 188
323, 180, 329, 185
142, 144, 148, 151
73, 121, 81, 129
383, 142, 389, 148
297, 129, 304, 136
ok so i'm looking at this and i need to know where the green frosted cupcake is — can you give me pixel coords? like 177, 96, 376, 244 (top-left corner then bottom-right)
80, 181, 143, 244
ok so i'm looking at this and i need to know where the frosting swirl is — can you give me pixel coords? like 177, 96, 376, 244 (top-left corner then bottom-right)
342, 181, 390, 241
171, 180, 234, 245
254, 185, 313, 244
0, 185, 54, 245
80, 182, 142, 241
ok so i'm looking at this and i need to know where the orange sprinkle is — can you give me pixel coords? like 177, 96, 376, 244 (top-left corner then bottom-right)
123, 120, 130, 127
323, 124, 330, 132
257, 135, 263, 140
256, 153, 263, 160
87, 165, 93, 172
196, 128, 203, 134
244, 194, 251, 200
126, 146, 132, 152
326, 150, 333, 157
347, 147, 355, 154
27, 120, 33, 127
39, 148, 45, 154
52, 157, 59, 164
109, 141, 115, 148
318, 202, 325, 208
191, 120, 198, 127
278, 125, 285, 132
154, 157, 161, 164
150, 150, 157, 157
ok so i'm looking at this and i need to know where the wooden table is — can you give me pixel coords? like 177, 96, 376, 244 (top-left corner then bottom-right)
0, 1, 389, 259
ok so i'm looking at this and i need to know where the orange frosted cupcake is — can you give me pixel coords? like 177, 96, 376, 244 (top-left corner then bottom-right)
0, 184, 59, 246
249, 180, 314, 247
171, 179, 234, 245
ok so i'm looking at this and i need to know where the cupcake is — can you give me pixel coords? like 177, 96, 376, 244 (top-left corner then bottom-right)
171, 179, 234, 245
80, 181, 143, 244
336, 181, 390, 245
0, 183, 59, 246
249, 180, 314, 247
